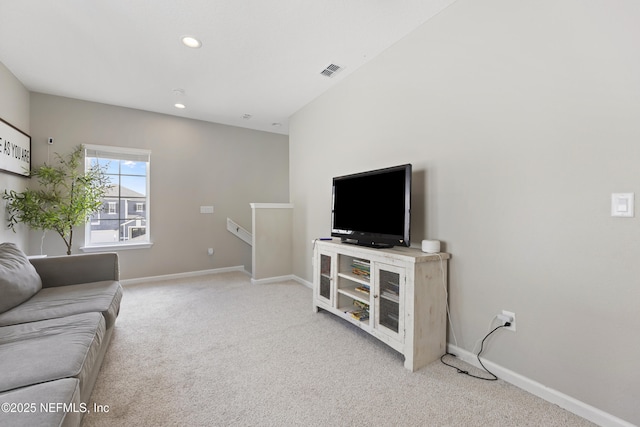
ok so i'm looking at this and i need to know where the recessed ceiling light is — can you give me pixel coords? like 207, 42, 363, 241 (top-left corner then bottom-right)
181, 36, 202, 48
174, 103, 186, 109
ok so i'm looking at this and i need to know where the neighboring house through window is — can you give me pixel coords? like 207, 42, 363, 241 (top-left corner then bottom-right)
83, 145, 151, 251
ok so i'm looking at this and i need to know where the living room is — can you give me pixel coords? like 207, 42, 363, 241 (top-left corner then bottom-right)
1, 0, 639, 426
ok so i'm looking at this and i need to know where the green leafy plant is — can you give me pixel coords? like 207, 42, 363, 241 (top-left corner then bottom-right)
3, 144, 111, 255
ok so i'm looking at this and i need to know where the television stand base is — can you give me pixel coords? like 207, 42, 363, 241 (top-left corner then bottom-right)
313, 240, 450, 371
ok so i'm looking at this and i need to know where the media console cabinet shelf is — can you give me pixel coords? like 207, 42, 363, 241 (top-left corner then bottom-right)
312, 239, 450, 371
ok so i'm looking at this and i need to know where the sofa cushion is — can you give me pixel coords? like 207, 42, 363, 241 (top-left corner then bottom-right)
0, 378, 81, 427
0, 280, 122, 328
0, 312, 105, 395
0, 242, 42, 314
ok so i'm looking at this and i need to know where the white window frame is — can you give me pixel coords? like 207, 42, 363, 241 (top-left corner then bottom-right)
81, 144, 152, 252
91, 211, 101, 226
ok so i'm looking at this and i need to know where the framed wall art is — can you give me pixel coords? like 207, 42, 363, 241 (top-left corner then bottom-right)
0, 117, 31, 177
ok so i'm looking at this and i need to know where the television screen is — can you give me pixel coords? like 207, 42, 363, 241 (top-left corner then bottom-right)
331, 164, 411, 248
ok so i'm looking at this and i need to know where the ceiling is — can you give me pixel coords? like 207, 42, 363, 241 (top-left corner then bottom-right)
0, 0, 456, 135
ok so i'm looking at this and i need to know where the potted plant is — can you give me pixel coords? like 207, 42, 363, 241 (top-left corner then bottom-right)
2, 144, 111, 255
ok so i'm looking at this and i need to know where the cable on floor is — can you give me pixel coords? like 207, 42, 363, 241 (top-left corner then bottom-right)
440, 323, 508, 381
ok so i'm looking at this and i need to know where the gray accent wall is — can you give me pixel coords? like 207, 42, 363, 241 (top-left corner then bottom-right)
289, 0, 640, 424
29, 93, 289, 279
0, 62, 30, 249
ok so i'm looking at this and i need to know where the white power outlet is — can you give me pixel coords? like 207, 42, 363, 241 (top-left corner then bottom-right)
207, 248, 214, 256
501, 310, 516, 332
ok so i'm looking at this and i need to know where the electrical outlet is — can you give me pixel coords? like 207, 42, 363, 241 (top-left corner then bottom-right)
501, 310, 516, 332
207, 248, 214, 256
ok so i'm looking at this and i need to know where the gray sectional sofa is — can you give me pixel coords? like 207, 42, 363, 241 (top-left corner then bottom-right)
0, 242, 123, 427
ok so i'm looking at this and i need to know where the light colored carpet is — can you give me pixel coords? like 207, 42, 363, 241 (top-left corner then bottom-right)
83, 272, 594, 426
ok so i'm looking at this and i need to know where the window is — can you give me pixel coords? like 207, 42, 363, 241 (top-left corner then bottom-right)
83, 145, 151, 251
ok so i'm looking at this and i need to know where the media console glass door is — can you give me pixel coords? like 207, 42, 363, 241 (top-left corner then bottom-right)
317, 251, 334, 305
374, 263, 405, 341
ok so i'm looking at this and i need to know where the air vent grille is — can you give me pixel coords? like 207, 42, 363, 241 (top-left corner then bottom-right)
320, 63, 342, 78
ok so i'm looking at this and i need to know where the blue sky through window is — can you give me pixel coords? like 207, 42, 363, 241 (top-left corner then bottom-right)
90, 158, 147, 194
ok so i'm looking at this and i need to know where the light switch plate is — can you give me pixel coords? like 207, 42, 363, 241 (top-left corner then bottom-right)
611, 193, 634, 217
200, 205, 214, 214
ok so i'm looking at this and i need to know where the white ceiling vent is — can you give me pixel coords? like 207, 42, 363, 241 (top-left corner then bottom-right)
320, 63, 343, 78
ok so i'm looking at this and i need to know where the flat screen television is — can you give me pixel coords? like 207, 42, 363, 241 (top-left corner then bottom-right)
331, 164, 411, 248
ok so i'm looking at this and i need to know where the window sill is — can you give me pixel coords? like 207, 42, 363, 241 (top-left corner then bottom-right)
80, 242, 153, 253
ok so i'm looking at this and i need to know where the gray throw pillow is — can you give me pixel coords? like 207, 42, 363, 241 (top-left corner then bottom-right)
0, 242, 43, 313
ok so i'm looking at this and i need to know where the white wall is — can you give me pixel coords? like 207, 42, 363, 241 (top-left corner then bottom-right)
0, 62, 30, 249
289, 0, 640, 424
29, 93, 289, 279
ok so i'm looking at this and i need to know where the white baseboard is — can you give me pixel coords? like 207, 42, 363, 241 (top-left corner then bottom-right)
122, 268, 311, 288
250, 275, 312, 287
121, 266, 249, 286
292, 275, 312, 288
447, 344, 635, 427
250, 274, 296, 285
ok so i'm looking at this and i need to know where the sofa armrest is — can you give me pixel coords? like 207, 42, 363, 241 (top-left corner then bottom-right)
29, 253, 120, 288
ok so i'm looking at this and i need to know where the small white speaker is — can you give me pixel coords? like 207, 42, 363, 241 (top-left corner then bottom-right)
421, 239, 441, 253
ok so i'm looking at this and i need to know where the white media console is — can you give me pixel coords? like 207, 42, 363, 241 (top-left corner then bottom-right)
312, 239, 450, 371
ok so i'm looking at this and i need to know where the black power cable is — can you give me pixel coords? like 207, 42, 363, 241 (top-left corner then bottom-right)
440, 323, 509, 381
